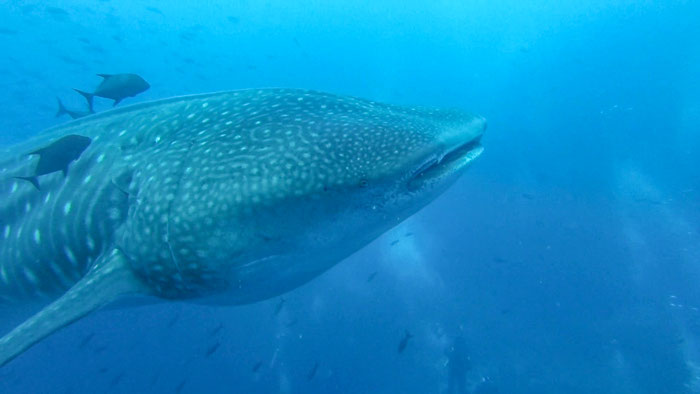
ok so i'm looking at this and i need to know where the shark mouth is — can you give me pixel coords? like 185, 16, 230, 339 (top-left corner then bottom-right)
407, 137, 484, 191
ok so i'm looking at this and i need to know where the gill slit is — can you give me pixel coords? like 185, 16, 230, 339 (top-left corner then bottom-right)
164, 139, 197, 284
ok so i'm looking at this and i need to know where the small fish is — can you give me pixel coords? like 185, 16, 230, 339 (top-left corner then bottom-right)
46, 6, 69, 20
166, 312, 180, 328
307, 362, 319, 381
397, 330, 413, 353
205, 342, 220, 357
252, 361, 263, 373
175, 379, 186, 394
82, 44, 105, 55
404, 232, 414, 237
74, 73, 149, 111
78, 332, 95, 349
0, 28, 18, 35
109, 371, 125, 387
366, 271, 378, 283
273, 297, 286, 316
93, 345, 108, 354
56, 97, 92, 119
209, 322, 224, 337
390, 239, 400, 246
149, 372, 160, 386
14, 134, 91, 190
145, 6, 164, 16
57, 55, 81, 66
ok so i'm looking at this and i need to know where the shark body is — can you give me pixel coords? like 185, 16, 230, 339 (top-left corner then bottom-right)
0, 88, 485, 366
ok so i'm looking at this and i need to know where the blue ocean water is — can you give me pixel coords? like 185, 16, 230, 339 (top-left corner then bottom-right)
0, 1, 699, 393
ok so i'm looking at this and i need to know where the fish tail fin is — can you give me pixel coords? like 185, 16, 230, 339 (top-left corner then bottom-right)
14, 176, 40, 190
55, 97, 67, 118
0, 249, 149, 367
73, 89, 94, 112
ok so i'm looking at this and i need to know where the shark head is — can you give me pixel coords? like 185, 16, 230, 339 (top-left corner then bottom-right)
115, 90, 486, 302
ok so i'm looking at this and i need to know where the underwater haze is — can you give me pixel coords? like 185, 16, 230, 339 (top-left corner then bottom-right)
1, 0, 700, 393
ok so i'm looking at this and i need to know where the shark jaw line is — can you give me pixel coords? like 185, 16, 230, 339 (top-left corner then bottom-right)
407, 136, 484, 192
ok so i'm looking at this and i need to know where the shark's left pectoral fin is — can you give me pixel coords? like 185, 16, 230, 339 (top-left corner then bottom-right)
0, 248, 149, 367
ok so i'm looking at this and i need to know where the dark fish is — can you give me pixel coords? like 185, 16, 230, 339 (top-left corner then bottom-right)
390, 239, 400, 246
93, 345, 108, 354
109, 371, 124, 387
57, 55, 82, 66
0, 28, 18, 35
78, 332, 95, 349
404, 232, 414, 237
366, 271, 378, 283
205, 342, 220, 357
252, 361, 263, 373
74, 73, 150, 111
209, 322, 224, 337
273, 297, 286, 316
20, 4, 36, 14
98, 366, 109, 373
398, 330, 413, 353
175, 379, 186, 394
56, 97, 92, 119
145, 6, 164, 16
307, 362, 319, 380
15, 134, 91, 190
46, 7, 69, 20
179, 31, 197, 41
166, 310, 181, 327
82, 44, 105, 55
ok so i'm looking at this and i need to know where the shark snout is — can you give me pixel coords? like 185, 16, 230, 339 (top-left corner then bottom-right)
477, 116, 487, 132
406, 113, 486, 191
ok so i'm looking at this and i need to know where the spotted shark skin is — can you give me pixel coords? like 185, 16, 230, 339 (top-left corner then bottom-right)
0, 88, 486, 366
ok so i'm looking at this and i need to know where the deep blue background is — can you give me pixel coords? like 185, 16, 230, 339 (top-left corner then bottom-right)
1, 1, 699, 393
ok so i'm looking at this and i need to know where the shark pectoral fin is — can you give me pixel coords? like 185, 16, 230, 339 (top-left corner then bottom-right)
14, 176, 40, 191
0, 248, 148, 367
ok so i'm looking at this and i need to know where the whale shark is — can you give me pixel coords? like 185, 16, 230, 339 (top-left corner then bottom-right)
0, 88, 485, 366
